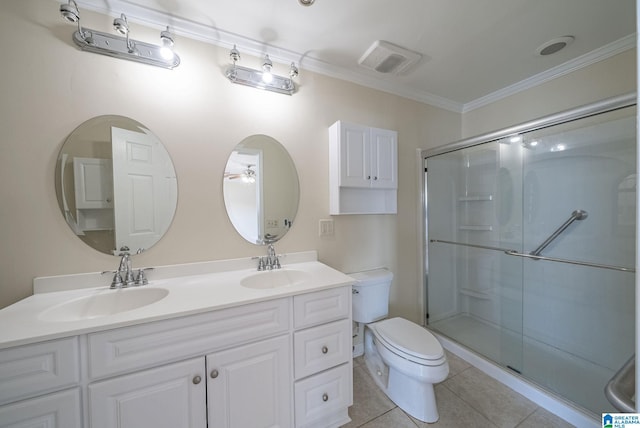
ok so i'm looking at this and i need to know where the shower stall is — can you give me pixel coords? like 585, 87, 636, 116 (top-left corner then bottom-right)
424, 94, 636, 416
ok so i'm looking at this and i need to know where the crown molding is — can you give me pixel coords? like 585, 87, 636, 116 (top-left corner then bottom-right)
71, 0, 465, 112
70, 1, 635, 115
462, 33, 637, 113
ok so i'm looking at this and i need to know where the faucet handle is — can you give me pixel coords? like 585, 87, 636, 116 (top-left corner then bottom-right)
102, 270, 124, 289
135, 267, 154, 286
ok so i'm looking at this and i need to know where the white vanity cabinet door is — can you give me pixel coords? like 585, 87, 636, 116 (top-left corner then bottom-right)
207, 335, 292, 428
89, 357, 206, 428
0, 388, 81, 428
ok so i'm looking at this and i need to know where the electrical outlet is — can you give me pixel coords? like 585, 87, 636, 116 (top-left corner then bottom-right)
319, 219, 334, 237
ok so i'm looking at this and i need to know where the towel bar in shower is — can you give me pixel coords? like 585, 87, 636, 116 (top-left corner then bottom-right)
605, 355, 636, 412
429, 239, 635, 273
530, 209, 588, 256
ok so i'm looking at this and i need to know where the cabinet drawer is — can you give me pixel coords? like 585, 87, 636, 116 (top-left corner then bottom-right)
293, 287, 350, 329
0, 388, 81, 428
88, 298, 290, 379
294, 319, 351, 379
294, 363, 352, 428
0, 337, 79, 405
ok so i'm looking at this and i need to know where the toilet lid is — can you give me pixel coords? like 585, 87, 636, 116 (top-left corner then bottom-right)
375, 317, 444, 361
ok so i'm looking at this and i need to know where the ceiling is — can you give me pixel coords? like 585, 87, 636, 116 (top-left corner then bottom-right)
75, 0, 636, 112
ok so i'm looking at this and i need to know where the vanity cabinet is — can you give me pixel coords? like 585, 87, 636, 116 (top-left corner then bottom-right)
0, 337, 81, 428
0, 285, 352, 428
329, 120, 398, 215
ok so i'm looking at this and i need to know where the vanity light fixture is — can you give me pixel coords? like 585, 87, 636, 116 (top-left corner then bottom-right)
58, 0, 180, 69
225, 45, 299, 95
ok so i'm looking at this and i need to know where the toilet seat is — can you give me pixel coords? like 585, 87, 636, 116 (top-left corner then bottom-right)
372, 317, 445, 366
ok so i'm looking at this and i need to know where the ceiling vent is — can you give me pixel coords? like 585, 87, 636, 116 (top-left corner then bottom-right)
358, 40, 422, 75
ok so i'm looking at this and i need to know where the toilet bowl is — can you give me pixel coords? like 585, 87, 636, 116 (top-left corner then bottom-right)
351, 269, 449, 423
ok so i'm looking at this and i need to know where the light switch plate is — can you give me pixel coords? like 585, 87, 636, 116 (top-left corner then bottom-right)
319, 219, 334, 237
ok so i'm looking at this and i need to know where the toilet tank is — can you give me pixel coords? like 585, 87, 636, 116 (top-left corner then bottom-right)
351, 268, 393, 323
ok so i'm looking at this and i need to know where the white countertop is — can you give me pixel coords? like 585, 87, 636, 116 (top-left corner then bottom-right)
0, 251, 355, 349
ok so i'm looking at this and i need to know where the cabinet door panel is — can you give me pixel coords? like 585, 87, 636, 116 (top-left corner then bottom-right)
0, 337, 79, 405
339, 123, 371, 188
0, 388, 81, 428
89, 357, 206, 428
207, 335, 291, 428
370, 128, 397, 189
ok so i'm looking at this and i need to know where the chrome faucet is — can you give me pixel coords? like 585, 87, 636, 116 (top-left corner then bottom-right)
267, 244, 281, 270
255, 244, 281, 271
103, 250, 153, 288
119, 253, 136, 287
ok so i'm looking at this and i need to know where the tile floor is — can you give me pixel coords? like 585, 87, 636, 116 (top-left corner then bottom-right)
342, 352, 577, 428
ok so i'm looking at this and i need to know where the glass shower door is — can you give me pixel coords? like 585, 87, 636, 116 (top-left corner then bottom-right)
426, 103, 636, 415
519, 107, 636, 413
427, 138, 525, 373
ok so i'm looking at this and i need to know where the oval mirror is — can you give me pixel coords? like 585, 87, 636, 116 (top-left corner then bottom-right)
223, 135, 299, 244
55, 115, 178, 255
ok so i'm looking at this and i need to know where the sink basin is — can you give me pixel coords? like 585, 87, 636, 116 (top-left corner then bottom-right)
39, 287, 169, 322
241, 269, 310, 290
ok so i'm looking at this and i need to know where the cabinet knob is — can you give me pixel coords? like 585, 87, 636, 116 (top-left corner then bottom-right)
322, 393, 329, 402
192, 375, 202, 385
210, 369, 219, 379
322, 346, 328, 354
374, 176, 378, 180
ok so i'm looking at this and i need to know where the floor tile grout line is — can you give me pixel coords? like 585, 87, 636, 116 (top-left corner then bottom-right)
440, 376, 541, 428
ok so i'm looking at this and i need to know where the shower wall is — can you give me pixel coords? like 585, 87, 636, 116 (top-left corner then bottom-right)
426, 103, 636, 415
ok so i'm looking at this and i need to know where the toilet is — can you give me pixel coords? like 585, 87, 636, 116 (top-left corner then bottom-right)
351, 268, 449, 423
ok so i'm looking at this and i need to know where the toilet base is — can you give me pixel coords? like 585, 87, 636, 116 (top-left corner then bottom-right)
363, 326, 445, 423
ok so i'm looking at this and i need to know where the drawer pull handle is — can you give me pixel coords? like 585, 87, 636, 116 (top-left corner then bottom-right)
322, 393, 329, 402
193, 375, 202, 385
322, 346, 328, 354
210, 369, 219, 379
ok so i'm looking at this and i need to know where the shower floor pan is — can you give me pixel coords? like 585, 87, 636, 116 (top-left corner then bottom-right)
431, 314, 616, 416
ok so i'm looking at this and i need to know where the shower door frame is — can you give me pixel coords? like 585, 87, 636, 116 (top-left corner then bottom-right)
417, 91, 637, 410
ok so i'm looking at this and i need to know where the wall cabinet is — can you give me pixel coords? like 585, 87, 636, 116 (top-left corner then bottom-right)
329, 121, 398, 214
0, 286, 352, 428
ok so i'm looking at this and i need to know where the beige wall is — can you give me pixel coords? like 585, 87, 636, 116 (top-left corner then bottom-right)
0, 2, 635, 325
0, 1, 461, 323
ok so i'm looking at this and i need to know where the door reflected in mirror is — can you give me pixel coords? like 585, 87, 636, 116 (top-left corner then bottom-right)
55, 115, 178, 255
223, 135, 299, 245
